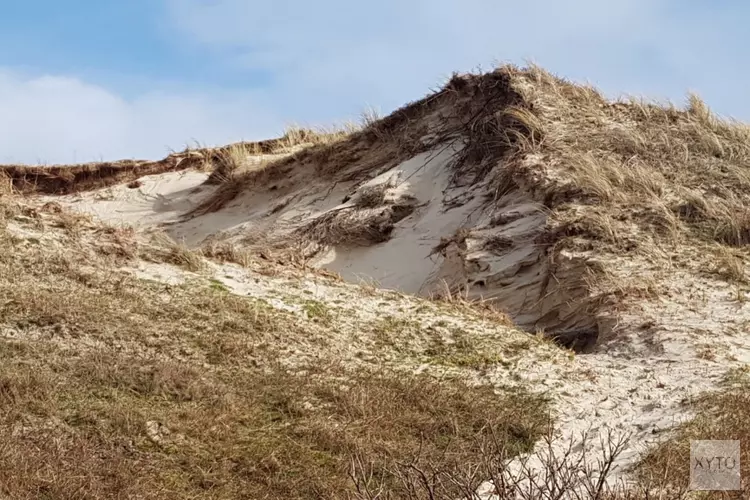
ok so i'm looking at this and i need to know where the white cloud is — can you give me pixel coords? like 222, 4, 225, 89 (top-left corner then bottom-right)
167, 1, 660, 100
167, 0, 750, 118
0, 70, 285, 164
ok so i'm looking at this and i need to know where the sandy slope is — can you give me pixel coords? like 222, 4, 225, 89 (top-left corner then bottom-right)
310, 145, 483, 294
46, 143, 583, 335
38, 151, 750, 492
41, 170, 215, 228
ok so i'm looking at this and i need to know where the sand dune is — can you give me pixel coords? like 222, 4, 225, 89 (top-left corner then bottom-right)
7, 65, 750, 496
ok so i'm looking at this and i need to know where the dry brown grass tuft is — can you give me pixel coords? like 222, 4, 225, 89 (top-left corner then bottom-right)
141, 231, 206, 272
359, 105, 383, 129
280, 124, 353, 148
713, 206, 750, 246
713, 246, 747, 283
204, 143, 256, 185
201, 239, 254, 267
296, 202, 415, 248
0, 171, 12, 195
430, 284, 516, 328
93, 224, 140, 259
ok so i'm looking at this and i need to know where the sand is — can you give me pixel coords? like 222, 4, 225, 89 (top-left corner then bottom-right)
41, 170, 215, 228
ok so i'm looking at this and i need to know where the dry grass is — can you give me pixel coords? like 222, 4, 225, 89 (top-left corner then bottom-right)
201, 239, 254, 267
0, 194, 556, 499
296, 202, 415, 248
428, 283, 516, 328
635, 371, 750, 498
353, 181, 393, 208
0, 346, 549, 499
280, 123, 356, 149
359, 105, 383, 129
713, 246, 747, 283
0, 171, 12, 195
141, 231, 206, 272
201, 233, 341, 275
493, 65, 750, 255
204, 144, 258, 185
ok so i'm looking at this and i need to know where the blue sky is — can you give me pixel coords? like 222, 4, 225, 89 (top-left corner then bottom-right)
0, 0, 748, 164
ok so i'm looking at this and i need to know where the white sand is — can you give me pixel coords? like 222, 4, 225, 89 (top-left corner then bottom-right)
40, 170, 215, 229
311, 144, 487, 294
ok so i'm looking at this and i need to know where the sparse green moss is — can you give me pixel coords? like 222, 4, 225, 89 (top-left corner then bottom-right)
302, 299, 332, 324
370, 316, 422, 351
423, 327, 515, 369
208, 278, 230, 293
